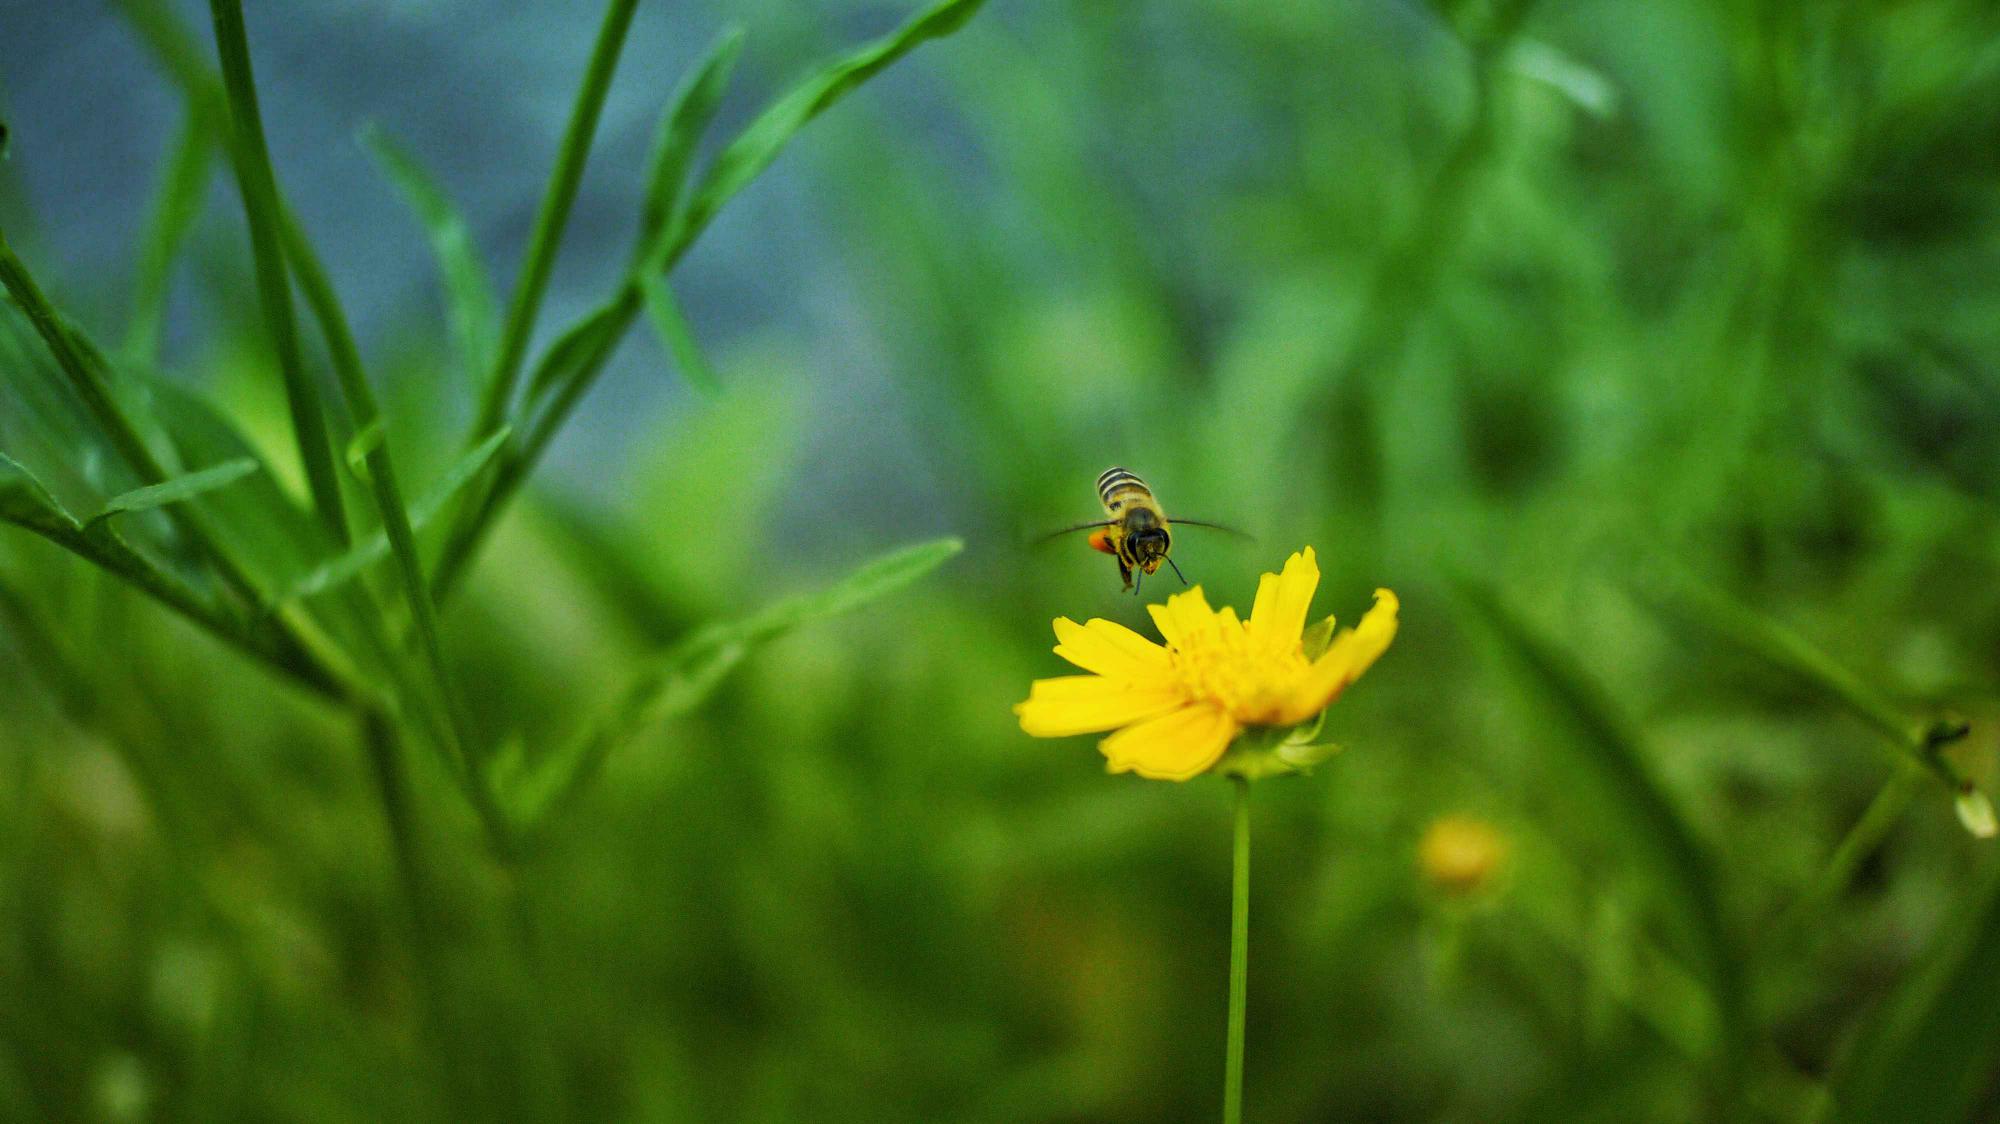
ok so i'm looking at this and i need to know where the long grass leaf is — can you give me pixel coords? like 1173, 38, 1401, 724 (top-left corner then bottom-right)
433, 0, 986, 600
675, 0, 987, 251
0, 231, 276, 614
205, 0, 348, 542
635, 26, 745, 263
499, 536, 963, 831
0, 451, 339, 697
1631, 567, 1974, 808
86, 458, 258, 528
637, 273, 720, 396
469, 0, 640, 444
284, 427, 511, 602
357, 123, 499, 380
1453, 578, 1747, 1093
520, 299, 631, 412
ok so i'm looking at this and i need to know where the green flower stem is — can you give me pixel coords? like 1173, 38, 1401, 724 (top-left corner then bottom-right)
1225, 774, 1251, 1124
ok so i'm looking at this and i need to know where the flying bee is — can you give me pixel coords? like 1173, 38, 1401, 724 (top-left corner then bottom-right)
1042, 466, 1243, 593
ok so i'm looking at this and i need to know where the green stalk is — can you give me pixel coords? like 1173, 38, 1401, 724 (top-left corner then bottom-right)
468, 0, 639, 442
431, 287, 639, 599
277, 211, 472, 770
1225, 775, 1251, 1124
205, 0, 348, 543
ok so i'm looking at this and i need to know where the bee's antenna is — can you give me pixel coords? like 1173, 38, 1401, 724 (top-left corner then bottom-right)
1167, 557, 1188, 585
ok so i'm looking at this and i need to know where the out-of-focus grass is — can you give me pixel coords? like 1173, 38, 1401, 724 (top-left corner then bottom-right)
5, 0, 2000, 1120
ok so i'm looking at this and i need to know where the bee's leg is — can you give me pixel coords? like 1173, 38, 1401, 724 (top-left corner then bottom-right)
1132, 568, 1143, 597
1119, 560, 1134, 592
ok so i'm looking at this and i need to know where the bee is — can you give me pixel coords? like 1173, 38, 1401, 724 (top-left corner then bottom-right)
1043, 467, 1242, 593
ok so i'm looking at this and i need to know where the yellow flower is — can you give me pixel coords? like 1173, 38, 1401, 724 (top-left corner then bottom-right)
1013, 547, 1398, 781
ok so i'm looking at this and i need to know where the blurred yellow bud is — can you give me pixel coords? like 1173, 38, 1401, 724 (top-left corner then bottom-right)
1418, 815, 1509, 895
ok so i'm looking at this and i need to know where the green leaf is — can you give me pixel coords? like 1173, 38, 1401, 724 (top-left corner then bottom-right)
357, 123, 499, 380
1831, 866, 2000, 1122
0, 450, 78, 535
1452, 577, 1747, 1090
675, 0, 988, 249
282, 426, 510, 601
141, 377, 332, 586
499, 536, 964, 830
521, 299, 631, 416
635, 26, 745, 262
85, 457, 258, 530
637, 273, 720, 397
0, 451, 230, 634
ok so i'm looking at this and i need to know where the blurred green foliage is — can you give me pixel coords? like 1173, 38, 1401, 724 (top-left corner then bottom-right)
5, 0, 2000, 1120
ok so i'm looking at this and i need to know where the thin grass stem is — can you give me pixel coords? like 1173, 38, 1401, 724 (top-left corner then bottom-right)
468, 0, 639, 443
0, 233, 349, 699
277, 210, 476, 777
205, 0, 349, 544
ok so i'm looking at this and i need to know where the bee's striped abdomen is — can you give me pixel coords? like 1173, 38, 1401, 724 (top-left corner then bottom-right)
1097, 466, 1153, 514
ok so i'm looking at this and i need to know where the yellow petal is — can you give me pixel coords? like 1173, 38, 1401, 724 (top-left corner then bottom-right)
1099, 703, 1240, 781
1015, 675, 1187, 737
1147, 585, 1220, 651
1052, 617, 1173, 681
1246, 547, 1319, 656
1275, 588, 1399, 725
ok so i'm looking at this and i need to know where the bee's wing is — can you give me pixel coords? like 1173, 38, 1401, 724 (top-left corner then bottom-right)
1169, 518, 1252, 539
1031, 519, 1117, 546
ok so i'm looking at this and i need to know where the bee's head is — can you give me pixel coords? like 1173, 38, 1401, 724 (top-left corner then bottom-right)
1130, 527, 1170, 572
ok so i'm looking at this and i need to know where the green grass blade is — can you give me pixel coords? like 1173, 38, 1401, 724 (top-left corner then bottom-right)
0, 229, 277, 615
1453, 578, 1747, 1093
634, 26, 745, 264
285, 427, 510, 603
109, 0, 224, 116
124, 108, 212, 364
637, 273, 720, 396
0, 451, 338, 697
357, 123, 499, 382
430, 3, 986, 602
498, 536, 963, 831
432, 296, 630, 599
205, 0, 348, 543
1631, 567, 1972, 797
1830, 867, 2000, 1122
520, 298, 632, 414
86, 458, 258, 528
674, 0, 987, 252
469, 0, 640, 445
